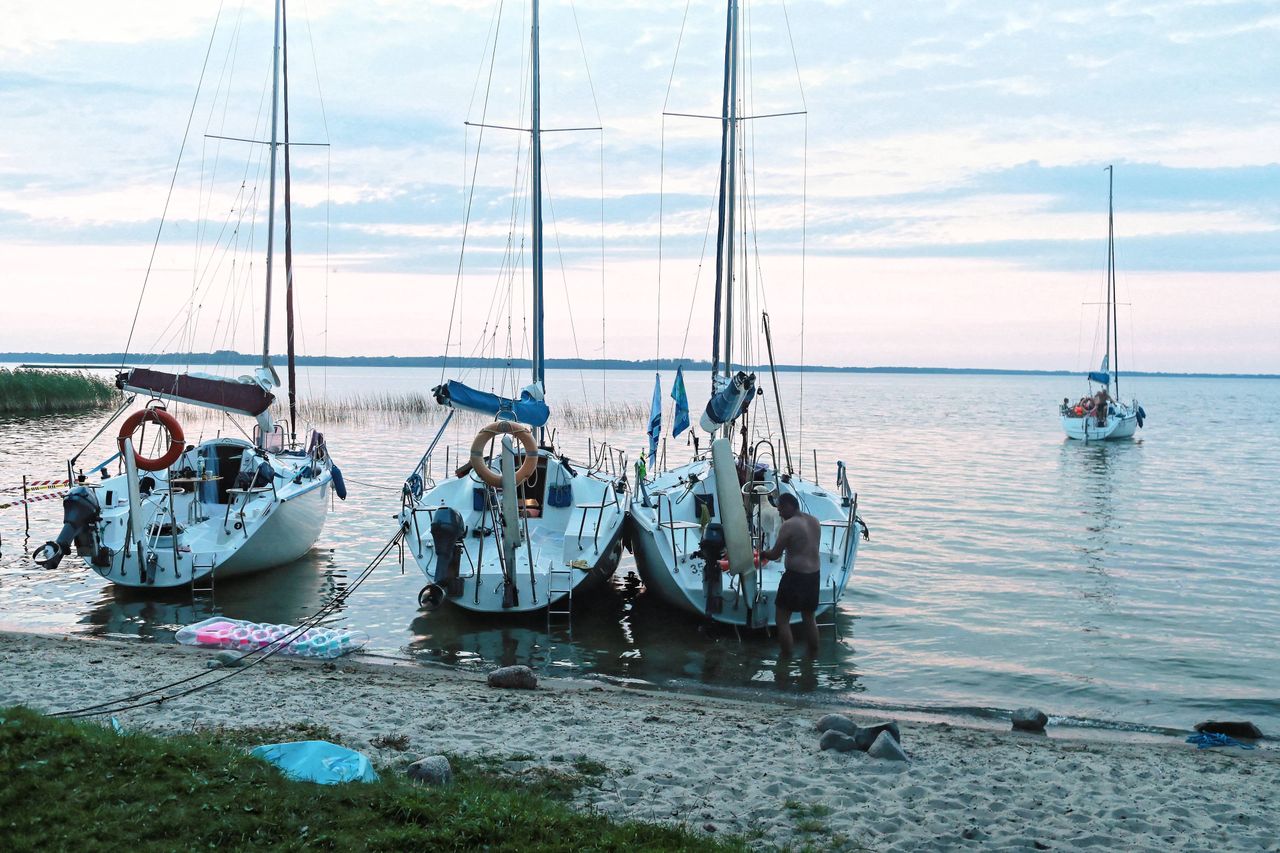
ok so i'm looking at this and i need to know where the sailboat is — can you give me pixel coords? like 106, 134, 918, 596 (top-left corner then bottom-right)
32, 0, 341, 587
1061, 166, 1146, 441
627, 0, 866, 629
397, 0, 628, 615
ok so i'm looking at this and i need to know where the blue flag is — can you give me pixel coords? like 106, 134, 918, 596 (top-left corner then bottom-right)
648, 372, 662, 465
670, 365, 690, 437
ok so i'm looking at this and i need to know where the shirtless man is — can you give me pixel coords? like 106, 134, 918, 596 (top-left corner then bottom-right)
760, 492, 822, 658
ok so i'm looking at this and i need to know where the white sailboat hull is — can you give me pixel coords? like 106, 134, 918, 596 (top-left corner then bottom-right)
401, 452, 628, 615
73, 438, 332, 589
1061, 403, 1141, 441
629, 459, 860, 629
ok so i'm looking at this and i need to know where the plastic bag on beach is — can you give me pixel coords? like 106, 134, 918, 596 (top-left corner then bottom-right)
250, 740, 379, 784
175, 616, 368, 659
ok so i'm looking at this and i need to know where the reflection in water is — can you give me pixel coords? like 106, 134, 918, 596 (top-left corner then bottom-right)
5, 371, 1280, 733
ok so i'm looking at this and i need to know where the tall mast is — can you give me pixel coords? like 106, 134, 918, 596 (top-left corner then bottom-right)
1105, 164, 1117, 398
530, 0, 545, 393
709, 0, 738, 391
262, 0, 282, 371
723, 0, 739, 383
1109, 166, 1120, 399
282, 0, 298, 440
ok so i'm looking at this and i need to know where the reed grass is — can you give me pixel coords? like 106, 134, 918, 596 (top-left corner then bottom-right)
0, 368, 119, 415
297, 391, 648, 430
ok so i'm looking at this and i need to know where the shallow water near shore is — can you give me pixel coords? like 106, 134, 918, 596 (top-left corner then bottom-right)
2, 366, 1278, 736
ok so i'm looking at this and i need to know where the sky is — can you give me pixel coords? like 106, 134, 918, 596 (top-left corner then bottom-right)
0, 0, 1277, 373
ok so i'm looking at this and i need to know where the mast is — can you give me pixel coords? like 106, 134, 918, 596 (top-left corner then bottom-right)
262, 0, 282, 372
282, 0, 298, 440
1108, 166, 1120, 400
531, 0, 545, 393
709, 0, 738, 391
723, 0, 739, 384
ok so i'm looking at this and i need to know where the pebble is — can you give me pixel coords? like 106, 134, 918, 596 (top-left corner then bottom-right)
816, 713, 858, 735
1012, 708, 1049, 732
868, 731, 909, 762
1195, 720, 1263, 739
819, 730, 859, 752
406, 755, 452, 786
215, 651, 243, 668
488, 665, 538, 690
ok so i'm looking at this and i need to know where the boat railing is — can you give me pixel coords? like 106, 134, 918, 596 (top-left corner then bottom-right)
405, 410, 455, 497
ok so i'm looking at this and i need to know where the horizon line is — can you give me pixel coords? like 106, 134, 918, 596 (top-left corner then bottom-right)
3, 351, 1277, 381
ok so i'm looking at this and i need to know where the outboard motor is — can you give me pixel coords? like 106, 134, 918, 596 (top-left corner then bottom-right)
696, 522, 727, 616
423, 507, 467, 608
33, 486, 105, 570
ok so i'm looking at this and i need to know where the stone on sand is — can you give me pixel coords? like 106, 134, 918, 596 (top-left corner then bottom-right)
816, 713, 858, 735
487, 665, 537, 690
853, 721, 900, 752
867, 731, 909, 762
1195, 720, 1263, 739
819, 730, 859, 752
1012, 707, 1049, 732
407, 755, 452, 786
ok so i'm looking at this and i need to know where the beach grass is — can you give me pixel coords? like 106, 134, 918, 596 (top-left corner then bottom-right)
0, 705, 741, 852
0, 368, 118, 415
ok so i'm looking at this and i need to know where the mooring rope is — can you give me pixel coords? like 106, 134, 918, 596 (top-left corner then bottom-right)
47, 528, 406, 719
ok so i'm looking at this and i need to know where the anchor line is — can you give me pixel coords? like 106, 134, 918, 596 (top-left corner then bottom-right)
47, 528, 406, 719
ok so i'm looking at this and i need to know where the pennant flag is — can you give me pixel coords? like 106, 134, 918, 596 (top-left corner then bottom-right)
670, 365, 690, 438
647, 372, 662, 465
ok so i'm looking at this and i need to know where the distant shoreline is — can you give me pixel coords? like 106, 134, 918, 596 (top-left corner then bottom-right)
3, 351, 1276, 380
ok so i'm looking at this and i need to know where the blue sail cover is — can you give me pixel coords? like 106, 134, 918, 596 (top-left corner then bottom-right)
701, 371, 756, 430
432, 380, 550, 427
1087, 371, 1111, 385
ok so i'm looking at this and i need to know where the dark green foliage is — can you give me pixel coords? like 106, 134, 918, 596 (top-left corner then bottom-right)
0, 369, 118, 414
0, 706, 740, 852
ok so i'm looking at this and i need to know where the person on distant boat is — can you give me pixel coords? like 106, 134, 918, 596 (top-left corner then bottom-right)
1093, 388, 1111, 427
761, 492, 822, 658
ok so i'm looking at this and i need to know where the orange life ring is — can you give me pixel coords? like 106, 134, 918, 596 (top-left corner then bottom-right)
118, 408, 185, 472
458, 421, 539, 488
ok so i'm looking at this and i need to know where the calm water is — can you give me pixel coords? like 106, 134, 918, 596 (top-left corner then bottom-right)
2, 367, 1278, 734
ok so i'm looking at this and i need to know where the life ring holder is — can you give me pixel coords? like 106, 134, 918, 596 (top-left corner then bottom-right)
458, 421, 539, 488
118, 406, 185, 472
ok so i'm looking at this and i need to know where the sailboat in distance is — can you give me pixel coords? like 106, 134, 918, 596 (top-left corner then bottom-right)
32, 0, 342, 587
627, 0, 866, 629
1061, 166, 1147, 441
397, 0, 628, 615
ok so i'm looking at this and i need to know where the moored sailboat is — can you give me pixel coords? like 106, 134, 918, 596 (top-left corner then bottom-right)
397, 0, 627, 616
627, 0, 866, 629
32, 0, 342, 588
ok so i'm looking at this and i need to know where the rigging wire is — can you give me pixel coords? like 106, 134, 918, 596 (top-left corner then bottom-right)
121, 0, 228, 369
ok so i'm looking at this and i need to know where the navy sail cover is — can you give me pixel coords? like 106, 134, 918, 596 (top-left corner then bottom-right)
1087, 371, 1111, 385
117, 368, 275, 416
702, 370, 756, 428
432, 380, 550, 427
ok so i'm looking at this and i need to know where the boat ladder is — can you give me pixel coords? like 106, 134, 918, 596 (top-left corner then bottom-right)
190, 555, 218, 600
546, 566, 575, 632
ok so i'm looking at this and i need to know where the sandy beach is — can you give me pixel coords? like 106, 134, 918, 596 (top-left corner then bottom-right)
1, 630, 1275, 851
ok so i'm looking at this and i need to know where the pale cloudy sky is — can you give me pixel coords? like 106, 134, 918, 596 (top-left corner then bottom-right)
1, 0, 1277, 372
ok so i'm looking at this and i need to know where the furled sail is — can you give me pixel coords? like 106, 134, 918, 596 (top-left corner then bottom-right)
116, 368, 275, 416
432, 380, 550, 427
699, 370, 756, 433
